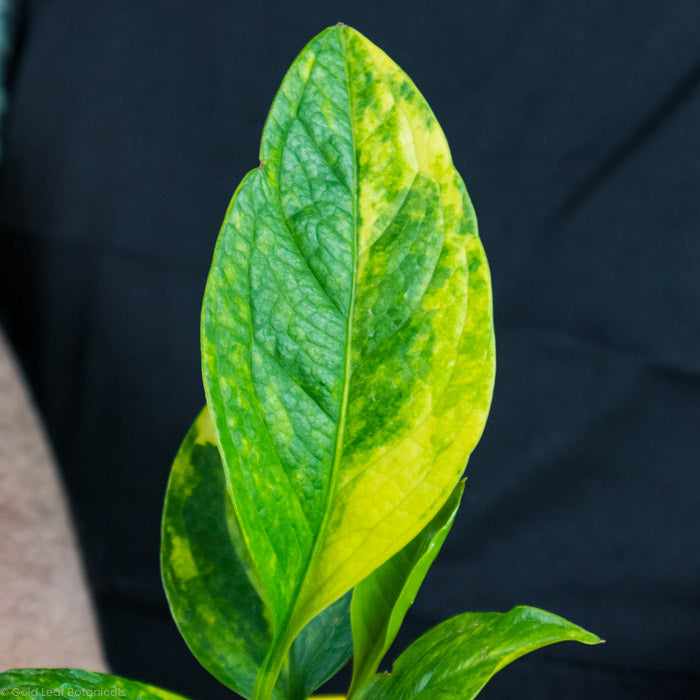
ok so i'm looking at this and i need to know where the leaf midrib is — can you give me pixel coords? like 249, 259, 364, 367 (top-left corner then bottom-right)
289, 23, 360, 628
256, 26, 360, 695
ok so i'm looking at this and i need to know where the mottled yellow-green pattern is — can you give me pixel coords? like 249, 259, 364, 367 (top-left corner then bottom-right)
201, 25, 495, 697
161, 408, 354, 699
161, 408, 277, 698
0, 669, 188, 699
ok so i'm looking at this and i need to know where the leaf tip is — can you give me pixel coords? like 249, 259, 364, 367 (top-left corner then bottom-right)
568, 628, 604, 647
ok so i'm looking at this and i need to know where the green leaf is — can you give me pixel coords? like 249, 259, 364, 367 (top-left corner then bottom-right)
353, 607, 603, 699
0, 669, 188, 699
288, 591, 352, 700
348, 481, 465, 696
162, 408, 353, 699
161, 408, 275, 699
201, 24, 495, 697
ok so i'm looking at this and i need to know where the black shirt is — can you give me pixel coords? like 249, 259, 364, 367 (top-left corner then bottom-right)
1, 1, 699, 697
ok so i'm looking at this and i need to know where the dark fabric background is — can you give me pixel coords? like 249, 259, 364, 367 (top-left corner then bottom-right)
1, 1, 699, 697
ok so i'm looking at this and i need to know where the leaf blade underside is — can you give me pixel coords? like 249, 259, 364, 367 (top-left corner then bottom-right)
201, 24, 495, 696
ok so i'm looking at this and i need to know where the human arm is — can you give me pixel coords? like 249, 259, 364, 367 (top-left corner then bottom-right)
0, 327, 107, 671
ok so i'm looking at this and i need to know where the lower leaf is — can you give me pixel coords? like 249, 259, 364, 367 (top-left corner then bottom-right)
289, 592, 352, 700
161, 408, 353, 699
0, 669, 188, 699
161, 408, 274, 698
353, 606, 602, 699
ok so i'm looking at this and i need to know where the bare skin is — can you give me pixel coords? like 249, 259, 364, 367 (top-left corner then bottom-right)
0, 327, 107, 671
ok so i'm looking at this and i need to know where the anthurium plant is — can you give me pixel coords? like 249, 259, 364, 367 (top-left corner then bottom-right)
0, 25, 601, 700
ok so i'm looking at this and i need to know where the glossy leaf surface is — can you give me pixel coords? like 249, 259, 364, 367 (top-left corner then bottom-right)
353, 607, 603, 699
348, 482, 464, 695
201, 24, 495, 696
162, 408, 353, 699
0, 669, 188, 699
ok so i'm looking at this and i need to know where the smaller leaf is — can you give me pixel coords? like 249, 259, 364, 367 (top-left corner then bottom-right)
349, 482, 465, 695
162, 408, 353, 699
0, 669, 188, 699
161, 408, 275, 699
354, 606, 603, 699
288, 591, 353, 700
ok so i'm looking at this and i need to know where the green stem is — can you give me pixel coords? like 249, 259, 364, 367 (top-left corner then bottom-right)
253, 627, 294, 700
346, 669, 369, 700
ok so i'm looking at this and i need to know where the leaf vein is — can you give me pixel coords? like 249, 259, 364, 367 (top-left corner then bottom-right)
214, 237, 315, 550
252, 337, 336, 424
294, 113, 353, 194
359, 171, 420, 257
